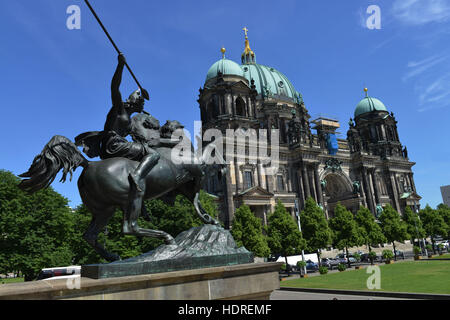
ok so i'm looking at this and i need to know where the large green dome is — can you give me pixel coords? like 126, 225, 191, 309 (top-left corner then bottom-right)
240, 63, 301, 103
355, 96, 388, 118
206, 58, 244, 81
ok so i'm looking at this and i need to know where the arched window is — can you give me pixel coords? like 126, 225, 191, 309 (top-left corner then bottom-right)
235, 97, 246, 117
207, 101, 216, 121
212, 100, 220, 118
277, 175, 285, 191
244, 171, 253, 189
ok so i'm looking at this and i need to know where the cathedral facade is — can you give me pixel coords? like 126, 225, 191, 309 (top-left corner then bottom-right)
198, 30, 421, 228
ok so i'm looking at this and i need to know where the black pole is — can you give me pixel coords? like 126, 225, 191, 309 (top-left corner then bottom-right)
83, 0, 150, 100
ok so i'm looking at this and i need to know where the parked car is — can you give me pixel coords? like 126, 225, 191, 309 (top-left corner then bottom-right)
321, 258, 339, 270
37, 266, 80, 280
360, 253, 370, 262
305, 260, 319, 272
335, 253, 356, 264
394, 250, 405, 259
437, 240, 449, 250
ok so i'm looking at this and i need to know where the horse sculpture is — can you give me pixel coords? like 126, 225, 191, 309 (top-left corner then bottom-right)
18, 120, 224, 262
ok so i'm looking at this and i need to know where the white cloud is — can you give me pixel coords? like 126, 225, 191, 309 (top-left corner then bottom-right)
392, 0, 450, 25
418, 74, 450, 107
403, 55, 448, 81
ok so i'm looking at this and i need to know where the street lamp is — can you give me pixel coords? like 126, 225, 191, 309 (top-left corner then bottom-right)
294, 199, 307, 275
414, 205, 427, 257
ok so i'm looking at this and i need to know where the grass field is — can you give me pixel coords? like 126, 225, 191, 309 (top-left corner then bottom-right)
430, 253, 450, 259
281, 261, 450, 294
0, 277, 24, 285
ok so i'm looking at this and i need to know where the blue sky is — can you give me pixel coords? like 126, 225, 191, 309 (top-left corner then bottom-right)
1, 0, 449, 209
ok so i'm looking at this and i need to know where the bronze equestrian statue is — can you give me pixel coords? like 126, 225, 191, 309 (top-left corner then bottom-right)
18, 54, 223, 262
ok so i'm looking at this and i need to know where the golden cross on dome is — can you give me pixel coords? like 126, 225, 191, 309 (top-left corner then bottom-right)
243, 27, 249, 39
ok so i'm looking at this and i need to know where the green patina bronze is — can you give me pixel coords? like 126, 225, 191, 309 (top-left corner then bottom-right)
82, 224, 254, 279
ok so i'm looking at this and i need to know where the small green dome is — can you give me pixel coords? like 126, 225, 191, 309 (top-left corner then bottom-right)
206, 58, 244, 81
355, 96, 388, 118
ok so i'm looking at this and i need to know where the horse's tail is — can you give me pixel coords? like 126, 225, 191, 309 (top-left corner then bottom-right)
18, 135, 89, 193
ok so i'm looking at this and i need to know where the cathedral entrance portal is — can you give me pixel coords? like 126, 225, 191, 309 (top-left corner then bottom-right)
322, 172, 355, 217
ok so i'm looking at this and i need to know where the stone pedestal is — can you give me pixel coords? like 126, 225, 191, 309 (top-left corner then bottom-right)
0, 262, 282, 300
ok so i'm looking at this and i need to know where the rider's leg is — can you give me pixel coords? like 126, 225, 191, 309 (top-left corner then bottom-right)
130, 150, 160, 192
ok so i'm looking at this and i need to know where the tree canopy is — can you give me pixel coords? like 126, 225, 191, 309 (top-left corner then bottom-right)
420, 204, 448, 244
231, 205, 270, 257
379, 204, 409, 260
329, 203, 363, 251
402, 206, 425, 242
266, 201, 306, 259
0, 170, 75, 280
354, 206, 386, 250
300, 197, 332, 260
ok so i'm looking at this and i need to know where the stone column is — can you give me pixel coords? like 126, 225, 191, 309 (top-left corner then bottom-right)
223, 163, 235, 229
256, 164, 262, 188
380, 124, 386, 140
308, 166, 317, 203
225, 93, 232, 115
362, 167, 375, 214
389, 171, 402, 213
409, 172, 417, 193
296, 168, 306, 208
302, 166, 311, 199
358, 175, 368, 208
234, 159, 240, 193
314, 163, 324, 206
370, 168, 380, 205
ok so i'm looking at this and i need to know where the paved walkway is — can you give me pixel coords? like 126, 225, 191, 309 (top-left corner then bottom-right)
270, 290, 409, 300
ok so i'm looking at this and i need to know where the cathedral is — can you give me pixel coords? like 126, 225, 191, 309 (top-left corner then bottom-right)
198, 29, 421, 228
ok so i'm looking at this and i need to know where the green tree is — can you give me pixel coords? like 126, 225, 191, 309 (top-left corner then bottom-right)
0, 170, 75, 280
436, 204, 450, 239
420, 205, 448, 254
266, 201, 306, 271
379, 204, 409, 260
402, 206, 425, 245
231, 205, 270, 257
329, 203, 363, 268
300, 197, 332, 266
354, 206, 387, 252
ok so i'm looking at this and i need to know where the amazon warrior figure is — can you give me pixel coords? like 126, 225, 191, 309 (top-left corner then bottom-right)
76, 53, 160, 192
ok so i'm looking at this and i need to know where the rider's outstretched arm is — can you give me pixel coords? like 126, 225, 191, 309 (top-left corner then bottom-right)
111, 53, 126, 109
104, 54, 126, 132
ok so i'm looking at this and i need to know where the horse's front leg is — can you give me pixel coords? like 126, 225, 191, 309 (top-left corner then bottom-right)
193, 192, 220, 225
123, 184, 176, 245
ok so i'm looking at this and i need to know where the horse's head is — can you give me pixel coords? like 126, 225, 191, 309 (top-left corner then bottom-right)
130, 113, 160, 143
160, 120, 184, 139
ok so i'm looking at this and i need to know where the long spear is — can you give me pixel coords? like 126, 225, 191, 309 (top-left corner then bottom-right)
83, 0, 150, 100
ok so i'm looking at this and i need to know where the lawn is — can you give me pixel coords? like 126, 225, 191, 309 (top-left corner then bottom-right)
281, 261, 450, 294
430, 253, 450, 259
0, 277, 24, 285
